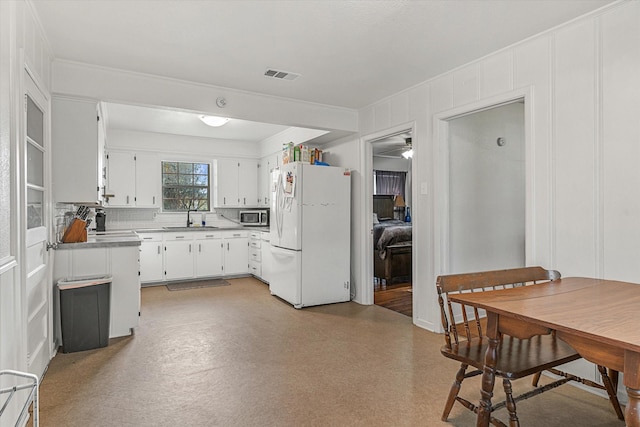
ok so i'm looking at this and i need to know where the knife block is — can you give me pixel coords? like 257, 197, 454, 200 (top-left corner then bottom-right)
62, 219, 87, 243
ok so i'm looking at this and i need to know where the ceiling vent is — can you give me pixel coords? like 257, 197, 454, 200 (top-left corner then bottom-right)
264, 68, 301, 81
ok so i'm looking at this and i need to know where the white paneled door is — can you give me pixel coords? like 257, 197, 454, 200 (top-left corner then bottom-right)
24, 71, 51, 378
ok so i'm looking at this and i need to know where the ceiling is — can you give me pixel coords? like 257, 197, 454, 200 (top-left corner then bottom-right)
32, 0, 615, 149
102, 102, 291, 142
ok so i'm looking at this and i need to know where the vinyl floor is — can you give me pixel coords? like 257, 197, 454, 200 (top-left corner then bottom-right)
34, 277, 625, 426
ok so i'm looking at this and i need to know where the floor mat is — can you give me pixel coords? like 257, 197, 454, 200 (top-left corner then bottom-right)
167, 279, 230, 291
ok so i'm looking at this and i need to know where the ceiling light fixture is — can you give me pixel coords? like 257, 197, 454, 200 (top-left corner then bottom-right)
198, 115, 230, 127
402, 137, 413, 159
402, 149, 414, 159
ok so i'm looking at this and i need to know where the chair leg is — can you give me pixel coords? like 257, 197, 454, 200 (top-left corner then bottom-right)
502, 379, 520, 427
531, 371, 542, 387
597, 365, 624, 420
442, 363, 468, 421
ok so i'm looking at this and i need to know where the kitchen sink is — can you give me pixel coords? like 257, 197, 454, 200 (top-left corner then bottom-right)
163, 226, 218, 231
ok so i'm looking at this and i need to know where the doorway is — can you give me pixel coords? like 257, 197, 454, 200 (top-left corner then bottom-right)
371, 131, 413, 317
447, 101, 525, 273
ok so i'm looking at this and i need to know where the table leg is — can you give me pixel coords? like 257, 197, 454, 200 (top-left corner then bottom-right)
477, 312, 499, 427
625, 350, 640, 427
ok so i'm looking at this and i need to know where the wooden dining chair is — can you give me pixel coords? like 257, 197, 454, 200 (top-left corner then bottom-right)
436, 266, 624, 427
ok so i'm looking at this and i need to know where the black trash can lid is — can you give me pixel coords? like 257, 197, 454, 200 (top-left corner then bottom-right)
57, 275, 112, 290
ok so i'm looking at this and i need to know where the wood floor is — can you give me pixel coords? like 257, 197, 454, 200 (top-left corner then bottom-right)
374, 281, 412, 317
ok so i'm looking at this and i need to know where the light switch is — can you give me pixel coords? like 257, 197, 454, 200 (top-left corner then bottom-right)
421, 182, 428, 195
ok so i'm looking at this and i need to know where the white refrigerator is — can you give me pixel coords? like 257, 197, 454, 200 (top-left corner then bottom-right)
270, 162, 351, 308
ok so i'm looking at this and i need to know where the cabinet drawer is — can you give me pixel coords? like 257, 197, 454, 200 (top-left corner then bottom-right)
138, 232, 163, 242
249, 247, 261, 262
224, 230, 248, 238
249, 239, 261, 249
195, 231, 221, 240
249, 260, 261, 277
164, 232, 194, 241
249, 231, 261, 240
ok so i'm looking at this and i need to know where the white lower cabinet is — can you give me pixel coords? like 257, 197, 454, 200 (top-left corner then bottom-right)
53, 245, 140, 340
196, 233, 224, 277
261, 231, 272, 283
139, 230, 248, 283
164, 234, 195, 281
248, 231, 263, 279
110, 246, 141, 338
224, 231, 249, 275
139, 233, 164, 283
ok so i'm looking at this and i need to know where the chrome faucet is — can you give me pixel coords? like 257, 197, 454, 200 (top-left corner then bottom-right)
187, 209, 198, 227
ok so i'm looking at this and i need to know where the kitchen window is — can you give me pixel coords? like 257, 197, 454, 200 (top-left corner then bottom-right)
161, 161, 210, 211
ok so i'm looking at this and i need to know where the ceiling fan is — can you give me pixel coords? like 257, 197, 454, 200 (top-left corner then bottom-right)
402, 137, 413, 159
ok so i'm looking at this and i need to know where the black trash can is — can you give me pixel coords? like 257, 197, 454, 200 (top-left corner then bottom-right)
58, 275, 112, 353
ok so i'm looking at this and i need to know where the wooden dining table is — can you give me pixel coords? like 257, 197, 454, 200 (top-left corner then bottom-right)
448, 277, 640, 427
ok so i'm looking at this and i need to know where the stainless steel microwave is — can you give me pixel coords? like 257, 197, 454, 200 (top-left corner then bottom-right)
239, 210, 268, 226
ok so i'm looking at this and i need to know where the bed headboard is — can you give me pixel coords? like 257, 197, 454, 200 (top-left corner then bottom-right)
373, 195, 395, 220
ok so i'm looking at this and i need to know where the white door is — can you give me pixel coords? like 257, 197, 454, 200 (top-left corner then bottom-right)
164, 240, 194, 280
24, 71, 52, 377
139, 240, 163, 283
223, 236, 248, 275
196, 238, 224, 277
106, 151, 135, 206
214, 159, 239, 207
135, 153, 159, 207
238, 159, 258, 206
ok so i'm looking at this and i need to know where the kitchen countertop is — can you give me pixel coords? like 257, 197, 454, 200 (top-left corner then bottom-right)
55, 230, 142, 250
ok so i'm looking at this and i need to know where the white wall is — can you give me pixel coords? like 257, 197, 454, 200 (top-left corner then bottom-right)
358, 1, 640, 330
372, 157, 410, 173
259, 127, 330, 159
448, 102, 525, 273
107, 128, 258, 158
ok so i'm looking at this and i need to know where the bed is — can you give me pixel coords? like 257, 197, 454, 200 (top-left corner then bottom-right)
373, 195, 412, 284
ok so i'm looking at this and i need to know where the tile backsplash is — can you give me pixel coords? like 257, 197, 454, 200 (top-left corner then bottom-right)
54, 204, 252, 235
104, 208, 241, 230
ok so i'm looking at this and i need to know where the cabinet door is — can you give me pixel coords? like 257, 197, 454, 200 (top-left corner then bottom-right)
139, 240, 164, 283
224, 236, 249, 275
238, 160, 258, 207
195, 238, 224, 277
164, 240, 194, 280
106, 151, 135, 206
257, 158, 268, 206
110, 246, 140, 338
214, 159, 239, 207
52, 97, 99, 203
261, 235, 272, 283
135, 153, 160, 207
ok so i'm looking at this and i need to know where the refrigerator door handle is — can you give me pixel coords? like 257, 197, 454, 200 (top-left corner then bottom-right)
270, 246, 296, 259
275, 171, 285, 240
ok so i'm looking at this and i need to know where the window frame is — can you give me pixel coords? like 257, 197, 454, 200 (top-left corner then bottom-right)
161, 160, 211, 212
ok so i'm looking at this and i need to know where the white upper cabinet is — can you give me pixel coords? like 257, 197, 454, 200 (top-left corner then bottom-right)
105, 150, 160, 208
135, 153, 160, 207
238, 160, 258, 207
258, 154, 279, 207
52, 97, 103, 203
105, 151, 135, 206
214, 158, 240, 207
214, 159, 259, 207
